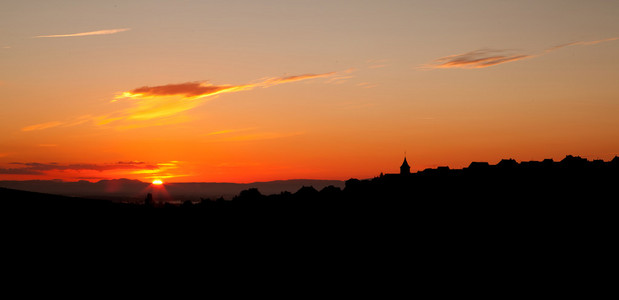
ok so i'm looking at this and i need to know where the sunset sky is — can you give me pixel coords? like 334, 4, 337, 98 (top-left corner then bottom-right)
1, 0, 619, 182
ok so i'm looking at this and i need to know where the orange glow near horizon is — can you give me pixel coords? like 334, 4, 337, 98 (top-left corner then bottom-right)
152, 179, 164, 185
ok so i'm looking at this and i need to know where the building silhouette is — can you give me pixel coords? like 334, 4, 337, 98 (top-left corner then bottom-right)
400, 157, 411, 175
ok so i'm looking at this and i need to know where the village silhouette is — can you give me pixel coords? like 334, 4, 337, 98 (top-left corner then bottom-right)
2, 153, 617, 278
2, 154, 617, 225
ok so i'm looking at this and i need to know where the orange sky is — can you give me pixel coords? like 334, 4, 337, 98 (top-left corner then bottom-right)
1, 1, 619, 182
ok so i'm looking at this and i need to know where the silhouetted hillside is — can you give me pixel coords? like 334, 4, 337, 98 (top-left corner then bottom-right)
2, 155, 617, 229
2, 153, 617, 276
0, 178, 345, 203
189, 155, 618, 232
0, 178, 148, 201
363, 154, 619, 201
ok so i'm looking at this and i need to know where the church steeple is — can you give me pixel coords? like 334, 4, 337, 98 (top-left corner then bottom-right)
400, 156, 411, 175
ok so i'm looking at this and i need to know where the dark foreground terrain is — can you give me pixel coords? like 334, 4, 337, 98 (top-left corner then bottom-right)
2, 155, 617, 225
2, 155, 616, 235
2, 155, 616, 294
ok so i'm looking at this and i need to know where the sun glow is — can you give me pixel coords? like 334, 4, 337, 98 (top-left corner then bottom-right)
152, 179, 164, 185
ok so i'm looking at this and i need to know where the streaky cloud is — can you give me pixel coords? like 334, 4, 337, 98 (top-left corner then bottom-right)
424, 37, 618, 70
424, 49, 531, 69
115, 72, 335, 100
22, 71, 337, 131
1, 161, 187, 179
0, 168, 44, 175
260, 72, 336, 87
206, 128, 255, 136
357, 82, 378, 89
125, 82, 236, 99
34, 28, 130, 38
21, 121, 63, 132
545, 37, 619, 52
117, 161, 146, 165
369, 64, 387, 69
326, 75, 354, 84
8, 162, 158, 172
21, 115, 91, 132
215, 131, 305, 142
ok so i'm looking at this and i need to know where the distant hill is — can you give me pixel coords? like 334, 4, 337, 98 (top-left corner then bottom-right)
2, 154, 617, 204
0, 179, 345, 202
2, 155, 617, 233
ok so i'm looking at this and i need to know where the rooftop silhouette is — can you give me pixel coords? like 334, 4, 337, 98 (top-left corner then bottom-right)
1, 154, 616, 256
400, 156, 411, 175
1, 154, 617, 217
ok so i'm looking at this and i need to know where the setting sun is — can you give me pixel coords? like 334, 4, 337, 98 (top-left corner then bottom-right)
152, 179, 164, 185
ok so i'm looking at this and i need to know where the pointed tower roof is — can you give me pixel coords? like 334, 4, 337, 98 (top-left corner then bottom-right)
401, 157, 410, 169
400, 156, 411, 175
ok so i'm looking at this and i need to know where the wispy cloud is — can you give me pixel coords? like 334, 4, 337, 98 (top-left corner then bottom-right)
325, 75, 354, 84
216, 131, 305, 142
116, 72, 335, 101
21, 116, 92, 132
34, 28, 130, 38
545, 37, 619, 52
424, 49, 531, 69
114, 72, 335, 103
204, 127, 303, 142
21, 121, 64, 132
369, 64, 387, 69
7, 162, 158, 172
423, 37, 618, 70
0, 168, 44, 175
23, 72, 336, 131
1, 160, 186, 180
206, 128, 255, 136
366, 59, 389, 69
261, 73, 336, 86
117, 161, 146, 165
357, 82, 378, 89
0, 162, 153, 175
117, 82, 239, 100
130, 161, 183, 180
